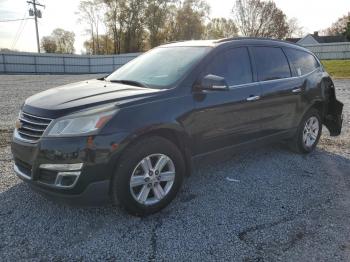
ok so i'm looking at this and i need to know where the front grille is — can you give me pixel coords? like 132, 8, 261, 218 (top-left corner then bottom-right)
16, 112, 52, 143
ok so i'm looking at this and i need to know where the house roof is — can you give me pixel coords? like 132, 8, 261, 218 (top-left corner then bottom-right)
286, 34, 348, 44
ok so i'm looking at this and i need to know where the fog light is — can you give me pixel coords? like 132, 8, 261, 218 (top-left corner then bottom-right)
39, 163, 83, 171
39, 163, 83, 188
55, 171, 81, 188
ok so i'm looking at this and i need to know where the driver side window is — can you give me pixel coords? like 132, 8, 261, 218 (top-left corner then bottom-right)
205, 47, 253, 86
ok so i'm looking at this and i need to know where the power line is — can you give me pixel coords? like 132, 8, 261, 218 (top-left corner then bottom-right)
11, 11, 28, 49
12, 19, 29, 49
0, 18, 33, 23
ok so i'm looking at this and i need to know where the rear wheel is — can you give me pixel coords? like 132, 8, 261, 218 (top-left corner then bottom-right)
111, 136, 185, 216
289, 109, 322, 154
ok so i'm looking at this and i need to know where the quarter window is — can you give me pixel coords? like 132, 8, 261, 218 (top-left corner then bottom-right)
205, 47, 253, 86
284, 48, 319, 76
251, 47, 291, 81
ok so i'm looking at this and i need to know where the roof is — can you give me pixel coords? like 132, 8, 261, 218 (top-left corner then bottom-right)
285, 37, 301, 43
286, 34, 348, 45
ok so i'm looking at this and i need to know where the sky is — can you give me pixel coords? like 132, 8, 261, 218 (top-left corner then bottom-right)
0, 0, 349, 54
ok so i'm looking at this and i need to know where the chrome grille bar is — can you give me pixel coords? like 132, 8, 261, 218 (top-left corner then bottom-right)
15, 111, 52, 143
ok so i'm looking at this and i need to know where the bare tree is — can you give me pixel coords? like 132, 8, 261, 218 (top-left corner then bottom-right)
78, 0, 104, 54
232, 0, 289, 39
286, 18, 304, 38
323, 12, 350, 36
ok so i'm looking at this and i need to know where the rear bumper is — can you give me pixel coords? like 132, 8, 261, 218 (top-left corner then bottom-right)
324, 98, 343, 136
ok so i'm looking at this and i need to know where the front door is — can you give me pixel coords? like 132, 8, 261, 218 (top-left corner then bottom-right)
191, 47, 264, 155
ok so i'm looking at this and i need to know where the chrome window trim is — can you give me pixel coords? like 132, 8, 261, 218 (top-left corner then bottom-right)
227, 67, 320, 90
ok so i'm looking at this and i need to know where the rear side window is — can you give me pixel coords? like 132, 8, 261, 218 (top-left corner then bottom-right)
205, 47, 253, 86
284, 48, 319, 76
251, 47, 291, 81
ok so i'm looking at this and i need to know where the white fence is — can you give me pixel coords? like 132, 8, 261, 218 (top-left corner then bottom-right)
303, 42, 350, 60
1, 42, 349, 74
0, 51, 141, 74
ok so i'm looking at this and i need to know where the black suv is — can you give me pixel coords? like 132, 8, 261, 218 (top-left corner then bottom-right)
11, 38, 343, 216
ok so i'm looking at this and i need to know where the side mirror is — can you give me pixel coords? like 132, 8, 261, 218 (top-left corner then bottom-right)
196, 74, 229, 91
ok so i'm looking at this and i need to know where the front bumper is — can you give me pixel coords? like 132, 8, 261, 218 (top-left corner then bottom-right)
11, 132, 127, 205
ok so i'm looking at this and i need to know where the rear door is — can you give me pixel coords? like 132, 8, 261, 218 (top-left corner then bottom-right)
250, 46, 301, 136
192, 47, 264, 154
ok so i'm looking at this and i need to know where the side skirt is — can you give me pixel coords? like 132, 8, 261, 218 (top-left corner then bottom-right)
192, 129, 296, 161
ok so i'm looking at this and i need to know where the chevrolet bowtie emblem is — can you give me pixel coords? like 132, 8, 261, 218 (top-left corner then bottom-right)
15, 120, 22, 129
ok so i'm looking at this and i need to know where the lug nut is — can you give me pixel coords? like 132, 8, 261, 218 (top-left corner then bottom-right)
155, 170, 159, 175
149, 170, 153, 176
144, 177, 150, 182
147, 183, 152, 188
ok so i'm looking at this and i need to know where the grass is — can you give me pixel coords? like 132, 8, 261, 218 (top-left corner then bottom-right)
321, 60, 350, 78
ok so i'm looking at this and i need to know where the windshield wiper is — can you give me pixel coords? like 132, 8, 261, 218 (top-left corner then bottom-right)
108, 79, 149, 88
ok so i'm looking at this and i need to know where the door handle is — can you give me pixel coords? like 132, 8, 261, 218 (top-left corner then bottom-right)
246, 95, 260, 101
292, 88, 302, 93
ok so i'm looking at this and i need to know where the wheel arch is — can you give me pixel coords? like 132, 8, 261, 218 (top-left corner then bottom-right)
113, 125, 193, 177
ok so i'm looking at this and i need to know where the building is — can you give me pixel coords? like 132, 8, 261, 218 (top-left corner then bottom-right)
286, 31, 348, 46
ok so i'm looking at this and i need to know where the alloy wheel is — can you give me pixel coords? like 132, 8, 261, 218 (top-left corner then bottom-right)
302, 116, 320, 148
129, 153, 175, 205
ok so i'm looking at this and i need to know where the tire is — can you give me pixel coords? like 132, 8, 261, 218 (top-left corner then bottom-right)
111, 136, 185, 216
289, 108, 322, 154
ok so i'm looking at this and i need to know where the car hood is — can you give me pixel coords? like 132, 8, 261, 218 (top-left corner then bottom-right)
23, 79, 163, 118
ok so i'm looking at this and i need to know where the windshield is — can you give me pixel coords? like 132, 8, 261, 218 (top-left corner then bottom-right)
106, 46, 211, 89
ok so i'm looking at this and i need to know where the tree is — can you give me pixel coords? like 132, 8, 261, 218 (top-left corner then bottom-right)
41, 36, 57, 53
286, 18, 303, 38
103, 0, 124, 54
145, 0, 173, 48
323, 12, 350, 36
84, 34, 114, 54
51, 29, 75, 54
232, 0, 289, 39
205, 18, 238, 39
40, 29, 75, 54
122, 0, 147, 52
345, 21, 350, 40
78, 0, 104, 54
171, 0, 210, 40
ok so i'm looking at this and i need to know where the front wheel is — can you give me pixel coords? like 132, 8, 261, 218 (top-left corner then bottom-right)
111, 136, 185, 216
289, 109, 322, 154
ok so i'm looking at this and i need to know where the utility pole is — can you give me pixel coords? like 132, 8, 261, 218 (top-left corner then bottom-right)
27, 0, 45, 53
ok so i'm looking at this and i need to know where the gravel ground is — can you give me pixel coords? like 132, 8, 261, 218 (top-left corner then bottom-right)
0, 75, 349, 261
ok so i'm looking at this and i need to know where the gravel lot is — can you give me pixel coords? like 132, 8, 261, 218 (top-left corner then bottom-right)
0, 75, 349, 261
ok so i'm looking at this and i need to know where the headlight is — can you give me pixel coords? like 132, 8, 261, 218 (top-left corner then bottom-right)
45, 105, 118, 137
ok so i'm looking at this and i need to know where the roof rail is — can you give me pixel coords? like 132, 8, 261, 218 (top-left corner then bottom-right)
214, 37, 300, 46
162, 40, 185, 45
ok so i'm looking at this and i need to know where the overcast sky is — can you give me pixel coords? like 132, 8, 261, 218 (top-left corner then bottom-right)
0, 0, 349, 53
